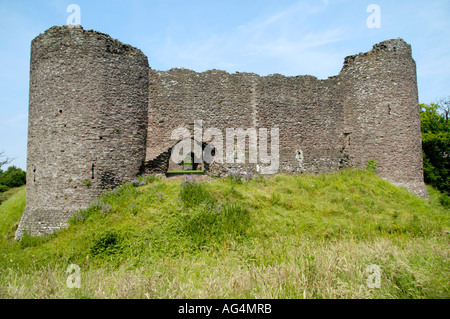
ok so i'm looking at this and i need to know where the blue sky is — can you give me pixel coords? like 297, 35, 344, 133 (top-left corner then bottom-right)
0, 0, 449, 170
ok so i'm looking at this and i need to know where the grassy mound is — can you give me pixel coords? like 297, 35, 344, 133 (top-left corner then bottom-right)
0, 170, 448, 299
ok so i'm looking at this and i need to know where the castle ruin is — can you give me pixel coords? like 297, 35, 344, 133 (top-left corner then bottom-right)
15, 25, 428, 239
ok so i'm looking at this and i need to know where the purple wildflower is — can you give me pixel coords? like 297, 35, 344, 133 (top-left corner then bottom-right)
100, 202, 111, 214
156, 191, 165, 200
181, 175, 197, 187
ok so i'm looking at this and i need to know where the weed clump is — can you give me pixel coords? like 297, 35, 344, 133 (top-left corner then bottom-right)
179, 175, 215, 208
178, 175, 252, 247
227, 169, 262, 184
184, 202, 251, 245
19, 230, 54, 248
89, 229, 122, 256
366, 158, 377, 173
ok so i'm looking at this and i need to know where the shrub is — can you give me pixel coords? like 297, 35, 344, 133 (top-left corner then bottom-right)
439, 193, 450, 207
420, 102, 450, 194
366, 158, 377, 173
89, 229, 122, 256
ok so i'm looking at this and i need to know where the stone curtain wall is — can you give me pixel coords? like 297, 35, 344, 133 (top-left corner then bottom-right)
145, 69, 258, 175
16, 26, 149, 239
257, 75, 344, 174
145, 38, 427, 198
16, 26, 428, 239
145, 71, 345, 176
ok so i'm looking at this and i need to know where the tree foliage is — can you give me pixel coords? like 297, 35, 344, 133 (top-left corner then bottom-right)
420, 99, 450, 195
0, 166, 26, 192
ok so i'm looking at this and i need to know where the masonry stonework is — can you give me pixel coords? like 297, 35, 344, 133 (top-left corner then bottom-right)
15, 26, 428, 239
15, 26, 149, 239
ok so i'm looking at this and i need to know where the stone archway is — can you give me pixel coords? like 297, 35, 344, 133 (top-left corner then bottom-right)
142, 138, 210, 175
167, 138, 205, 172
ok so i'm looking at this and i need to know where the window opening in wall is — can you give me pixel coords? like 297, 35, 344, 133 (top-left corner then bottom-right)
344, 132, 351, 147
91, 163, 95, 179
183, 153, 200, 171
165, 142, 208, 176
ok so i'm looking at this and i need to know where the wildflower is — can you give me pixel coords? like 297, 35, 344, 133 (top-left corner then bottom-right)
76, 214, 84, 221
181, 175, 196, 187
128, 204, 138, 215
156, 191, 165, 200
100, 202, 111, 214
228, 169, 243, 183
139, 181, 145, 186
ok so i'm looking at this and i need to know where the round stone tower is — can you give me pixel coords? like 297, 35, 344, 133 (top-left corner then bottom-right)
15, 26, 149, 239
338, 38, 428, 198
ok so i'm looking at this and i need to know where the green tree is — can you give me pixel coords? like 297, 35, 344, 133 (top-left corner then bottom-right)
0, 166, 26, 191
420, 100, 450, 194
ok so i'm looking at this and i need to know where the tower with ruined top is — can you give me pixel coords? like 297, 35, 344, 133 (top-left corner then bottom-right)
15, 26, 149, 239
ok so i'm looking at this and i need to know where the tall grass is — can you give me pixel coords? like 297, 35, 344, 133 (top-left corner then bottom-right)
0, 170, 448, 299
0, 185, 25, 238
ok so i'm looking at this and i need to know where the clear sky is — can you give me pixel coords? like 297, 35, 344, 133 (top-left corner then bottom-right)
0, 0, 449, 170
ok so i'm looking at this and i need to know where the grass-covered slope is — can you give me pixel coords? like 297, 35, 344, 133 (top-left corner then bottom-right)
0, 185, 25, 236
0, 170, 448, 299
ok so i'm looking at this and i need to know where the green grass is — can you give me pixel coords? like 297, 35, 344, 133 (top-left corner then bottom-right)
0, 170, 448, 299
0, 185, 25, 237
